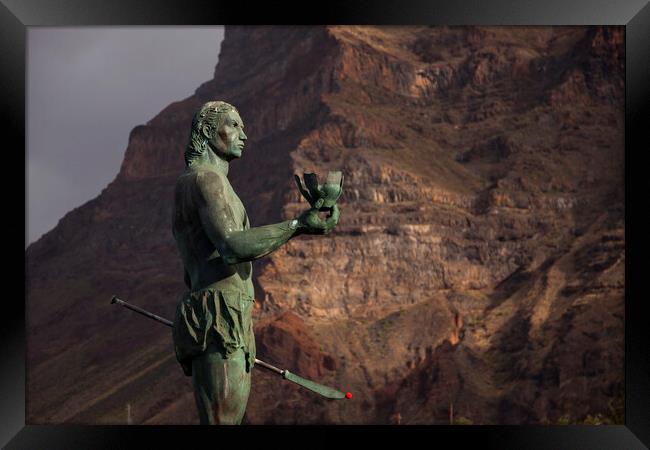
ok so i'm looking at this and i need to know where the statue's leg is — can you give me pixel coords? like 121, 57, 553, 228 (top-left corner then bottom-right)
191, 345, 251, 425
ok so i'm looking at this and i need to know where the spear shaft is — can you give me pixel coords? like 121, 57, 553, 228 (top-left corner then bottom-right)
111, 295, 173, 326
110, 295, 349, 400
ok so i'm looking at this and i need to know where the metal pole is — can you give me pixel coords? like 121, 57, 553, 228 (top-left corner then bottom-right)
110, 295, 350, 399
111, 295, 173, 327
111, 295, 276, 370
252, 358, 283, 375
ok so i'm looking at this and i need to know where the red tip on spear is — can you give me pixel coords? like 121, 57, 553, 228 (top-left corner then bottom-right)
345, 392, 352, 399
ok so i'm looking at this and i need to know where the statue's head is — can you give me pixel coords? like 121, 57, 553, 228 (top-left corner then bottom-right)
184, 100, 247, 166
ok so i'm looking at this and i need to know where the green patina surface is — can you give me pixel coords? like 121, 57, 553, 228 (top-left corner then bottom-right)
282, 370, 346, 399
171, 101, 341, 424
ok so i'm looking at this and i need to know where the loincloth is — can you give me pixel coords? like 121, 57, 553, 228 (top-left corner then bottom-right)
172, 286, 256, 376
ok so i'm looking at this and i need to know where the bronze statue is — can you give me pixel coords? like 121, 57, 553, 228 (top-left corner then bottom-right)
171, 101, 341, 424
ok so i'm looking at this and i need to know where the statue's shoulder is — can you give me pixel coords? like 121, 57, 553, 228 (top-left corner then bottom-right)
174, 169, 199, 193
176, 167, 224, 185
188, 167, 230, 200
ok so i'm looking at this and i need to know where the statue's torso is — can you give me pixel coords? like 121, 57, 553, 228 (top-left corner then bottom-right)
172, 167, 254, 298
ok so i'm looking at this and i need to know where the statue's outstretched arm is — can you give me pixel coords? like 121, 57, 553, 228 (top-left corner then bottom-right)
196, 171, 338, 265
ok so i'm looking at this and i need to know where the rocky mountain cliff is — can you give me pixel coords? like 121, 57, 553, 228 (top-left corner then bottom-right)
26, 25, 624, 425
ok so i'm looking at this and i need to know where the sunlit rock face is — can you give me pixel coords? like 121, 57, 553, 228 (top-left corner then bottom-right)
26, 25, 624, 425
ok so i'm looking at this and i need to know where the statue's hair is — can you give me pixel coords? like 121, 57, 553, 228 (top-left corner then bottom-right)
184, 101, 238, 166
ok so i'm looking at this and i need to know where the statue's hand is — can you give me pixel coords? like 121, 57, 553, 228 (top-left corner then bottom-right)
296, 204, 340, 235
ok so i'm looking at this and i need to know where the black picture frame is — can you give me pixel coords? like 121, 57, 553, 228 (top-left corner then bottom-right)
6, 0, 649, 448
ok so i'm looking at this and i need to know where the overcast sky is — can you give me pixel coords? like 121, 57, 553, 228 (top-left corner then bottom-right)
27, 27, 225, 247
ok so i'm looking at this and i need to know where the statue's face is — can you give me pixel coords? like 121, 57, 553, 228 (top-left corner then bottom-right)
204, 110, 247, 161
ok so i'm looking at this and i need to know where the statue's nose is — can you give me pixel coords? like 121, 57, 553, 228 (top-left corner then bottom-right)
240, 130, 247, 140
